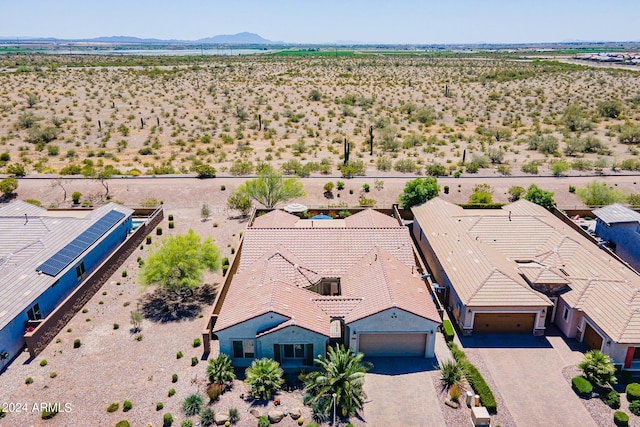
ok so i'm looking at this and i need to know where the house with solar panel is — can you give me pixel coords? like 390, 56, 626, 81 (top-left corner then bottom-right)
0, 201, 133, 366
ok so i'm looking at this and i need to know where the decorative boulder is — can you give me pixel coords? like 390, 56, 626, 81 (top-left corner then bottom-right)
289, 408, 302, 420
214, 413, 229, 425
268, 410, 285, 424
250, 408, 261, 418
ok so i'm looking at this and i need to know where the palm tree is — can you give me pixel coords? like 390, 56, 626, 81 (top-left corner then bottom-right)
303, 345, 372, 419
244, 358, 284, 400
182, 393, 203, 416
438, 359, 464, 390
578, 350, 617, 388
206, 354, 236, 386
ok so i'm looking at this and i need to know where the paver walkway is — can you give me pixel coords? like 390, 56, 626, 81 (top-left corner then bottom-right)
462, 330, 596, 427
363, 357, 445, 427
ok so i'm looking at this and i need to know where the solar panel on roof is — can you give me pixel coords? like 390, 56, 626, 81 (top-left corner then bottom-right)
36, 210, 126, 277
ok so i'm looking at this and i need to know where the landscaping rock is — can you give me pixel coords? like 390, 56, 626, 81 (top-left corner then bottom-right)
289, 408, 302, 420
214, 413, 229, 425
445, 400, 460, 409
250, 408, 261, 418
268, 410, 285, 423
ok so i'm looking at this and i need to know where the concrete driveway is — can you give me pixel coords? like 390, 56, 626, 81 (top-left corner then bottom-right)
461, 329, 596, 427
363, 357, 445, 427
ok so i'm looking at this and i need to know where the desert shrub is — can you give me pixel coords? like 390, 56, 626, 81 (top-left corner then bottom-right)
163, 412, 173, 427
521, 161, 539, 174
376, 155, 392, 171
508, 185, 525, 201
258, 416, 270, 427
156, 227, 162, 235
168, 388, 176, 397
182, 393, 203, 416
193, 338, 201, 348
191, 357, 199, 366
71, 191, 82, 204
176, 351, 183, 359
630, 400, 640, 416
40, 359, 47, 367
156, 402, 164, 411
426, 163, 447, 176
194, 164, 216, 178
107, 403, 119, 413
228, 407, 240, 424
626, 383, 640, 401
394, 158, 419, 173
229, 160, 254, 175
439, 360, 464, 389
73, 339, 81, 348
200, 407, 215, 426
527, 134, 559, 154
598, 99, 624, 118
550, 161, 570, 177
619, 123, 640, 145
442, 320, 455, 342
180, 421, 193, 427
25, 377, 33, 384
123, 400, 132, 412
168, 221, 174, 229
465, 162, 479, 173
614, 411, 629, 426
339, 160, 366, 177
601, 388, 621, 409
572, 376, 593, 397
115, 421, 131, 427
206, 383, 223, 402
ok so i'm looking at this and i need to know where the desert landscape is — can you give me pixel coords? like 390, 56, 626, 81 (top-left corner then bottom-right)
1, 54, 640, 186
2, 51, 640, 427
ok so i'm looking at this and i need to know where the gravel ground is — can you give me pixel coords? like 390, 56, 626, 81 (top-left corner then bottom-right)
562, 365, 640, 427
431, 372, 474, 427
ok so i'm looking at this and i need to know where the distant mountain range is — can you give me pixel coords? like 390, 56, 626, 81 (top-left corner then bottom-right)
0, 32, 283, 45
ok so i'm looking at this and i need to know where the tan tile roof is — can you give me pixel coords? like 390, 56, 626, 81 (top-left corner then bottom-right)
238, 228, 414, 277
344, 209, 401, 228
215, 211, 440, 336
344, 246, 441, 323
412, 197, 640, 343
252, 209, 300, 228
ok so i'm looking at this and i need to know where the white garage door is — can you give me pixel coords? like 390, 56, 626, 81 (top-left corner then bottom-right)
358, 333, 426, 357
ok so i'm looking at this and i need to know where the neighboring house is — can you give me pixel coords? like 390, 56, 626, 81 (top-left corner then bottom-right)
412, 198, 640, 369
593, 204, 640, 272
0, 201, 133, 366
213, 209, 441, 369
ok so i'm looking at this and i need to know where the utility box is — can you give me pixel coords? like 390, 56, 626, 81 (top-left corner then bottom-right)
474, 394, 480, 407
471, 406, 491, 426
466, 390, 474, 407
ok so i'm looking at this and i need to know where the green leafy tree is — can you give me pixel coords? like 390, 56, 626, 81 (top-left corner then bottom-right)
140, 230, 221, 298
244, 358, 284, 400
576, 181, 628, 207
303, 345, 372, 419
227, 189, 253, 217
239, 165, 305, 209
194, 164, 217, 178
578, 350, 617, 388
523, 184, 556, 211
398, 177, 440, 209
0, 177, 18, 198
206, 354, 236, 386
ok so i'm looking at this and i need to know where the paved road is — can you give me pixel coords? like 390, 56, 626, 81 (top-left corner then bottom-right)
462, 331, 596, 427
363, 357, 445, 427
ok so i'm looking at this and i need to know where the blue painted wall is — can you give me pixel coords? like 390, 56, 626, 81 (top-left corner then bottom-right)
595, 219, 640, 272
0, 216, 131, 368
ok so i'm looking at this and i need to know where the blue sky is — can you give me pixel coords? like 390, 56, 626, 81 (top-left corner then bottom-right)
4, 0, 639, 44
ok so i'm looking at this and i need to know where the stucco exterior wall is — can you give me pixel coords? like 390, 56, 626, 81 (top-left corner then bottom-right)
216, 312, 288, 367
257, 325, 328, 368
348, 308, 439, 357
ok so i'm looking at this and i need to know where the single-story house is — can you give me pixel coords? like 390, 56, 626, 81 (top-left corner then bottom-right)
0, 201, 133, 367
412, 198, 640, 369
593, 203, 640, 272
213, 209, 441, 368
